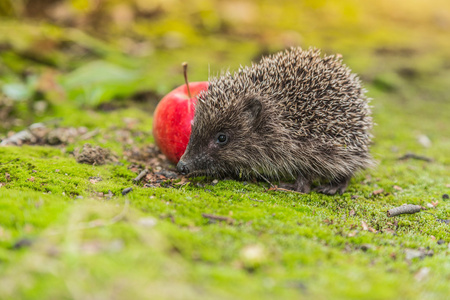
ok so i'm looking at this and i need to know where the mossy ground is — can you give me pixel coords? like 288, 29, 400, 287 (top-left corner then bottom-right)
1, 1, 450, 299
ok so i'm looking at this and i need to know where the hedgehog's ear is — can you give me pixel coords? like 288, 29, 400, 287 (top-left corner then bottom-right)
243, 97, 262, 124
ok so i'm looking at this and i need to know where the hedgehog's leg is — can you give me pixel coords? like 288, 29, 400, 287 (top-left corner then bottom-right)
315, 176, 351, 195
294, 173, 312, 193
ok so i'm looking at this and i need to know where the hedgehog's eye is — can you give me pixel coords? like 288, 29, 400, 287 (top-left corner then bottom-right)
215, 133, 228, 145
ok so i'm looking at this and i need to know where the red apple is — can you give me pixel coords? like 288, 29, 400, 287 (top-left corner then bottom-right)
152, 81, 208, 164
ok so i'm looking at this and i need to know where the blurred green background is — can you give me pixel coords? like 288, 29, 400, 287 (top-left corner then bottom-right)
1, 0, 449, 130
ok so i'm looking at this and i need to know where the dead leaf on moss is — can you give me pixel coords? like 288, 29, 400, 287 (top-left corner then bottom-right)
361, 220, 369, 231
372, 188, 384, 195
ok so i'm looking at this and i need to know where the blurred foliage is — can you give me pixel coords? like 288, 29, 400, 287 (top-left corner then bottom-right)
0, 0, 449, 130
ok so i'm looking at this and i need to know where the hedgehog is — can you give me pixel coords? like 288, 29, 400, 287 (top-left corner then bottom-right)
177, 48, 374, 195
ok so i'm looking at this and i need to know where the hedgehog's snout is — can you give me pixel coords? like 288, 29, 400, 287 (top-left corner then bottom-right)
177, 160, 190, 175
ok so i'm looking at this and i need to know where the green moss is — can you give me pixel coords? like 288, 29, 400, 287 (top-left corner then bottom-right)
1, 0, 450, 298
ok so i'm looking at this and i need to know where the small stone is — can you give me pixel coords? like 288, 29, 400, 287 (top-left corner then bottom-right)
155, 170, 177, 179
75, 196, 84, 199
437, 239, 445, 245
442, 194, 449, 200
405, 249, 423, 260
360, 244, 373, 251
417, 134, 432, 148
414, 267, 430, 282
212, 179, 219, 185
138, 217, 157, 227
12, 238, 34, 250
240, 244, 267, 267
122, 187, 133, 196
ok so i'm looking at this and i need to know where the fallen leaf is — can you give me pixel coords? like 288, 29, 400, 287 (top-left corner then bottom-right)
348, 230, 357, 237
361, 220, 369, 231
372, 188, 384, 195
384, 228, 396, 234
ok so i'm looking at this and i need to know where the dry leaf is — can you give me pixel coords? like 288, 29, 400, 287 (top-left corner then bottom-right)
361, 220, 369, 231
348, 230, 357, 237
373, 188, 384, 195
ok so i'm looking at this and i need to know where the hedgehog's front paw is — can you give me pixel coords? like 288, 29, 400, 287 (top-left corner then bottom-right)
315, 177, 350, 195
315, 184, 342, 195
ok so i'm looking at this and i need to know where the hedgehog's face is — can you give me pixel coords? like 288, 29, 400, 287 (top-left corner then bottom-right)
177, 95, 266, 178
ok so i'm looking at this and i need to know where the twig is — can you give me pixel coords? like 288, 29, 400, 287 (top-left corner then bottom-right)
79, 128, 100, 140
387, 204, 423, 217
0, 158, 19, 165
249, 197, 264, 202
133, 169, 148, 182
398, 153, 433, 162
422, 212, 450, 225
269, 186, 304, 194
202, 213, 234, 223
47, 200, 129, 236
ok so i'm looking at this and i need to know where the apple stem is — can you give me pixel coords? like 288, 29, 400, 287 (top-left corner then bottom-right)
182, 62, 192, 99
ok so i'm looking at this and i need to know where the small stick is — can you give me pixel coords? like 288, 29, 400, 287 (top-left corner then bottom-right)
182, 62, 192, 99
0, 158, 19, 165
387, 204, 423, 217
133, 169, 148, 182
398, 153, 433, 162
202, 213, 234, 223
46, 200, 129, 236
80, 128, 100, 140
249, 197, 264, 202
269, 186, 305, 194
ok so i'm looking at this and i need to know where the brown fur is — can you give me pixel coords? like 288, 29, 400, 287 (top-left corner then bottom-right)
177, 48, 374, 195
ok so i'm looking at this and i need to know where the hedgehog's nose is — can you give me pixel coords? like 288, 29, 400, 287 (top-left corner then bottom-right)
177, 160, 190, 175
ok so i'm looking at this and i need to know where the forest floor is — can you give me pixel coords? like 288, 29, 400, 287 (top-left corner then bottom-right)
0, 1, 450, 299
